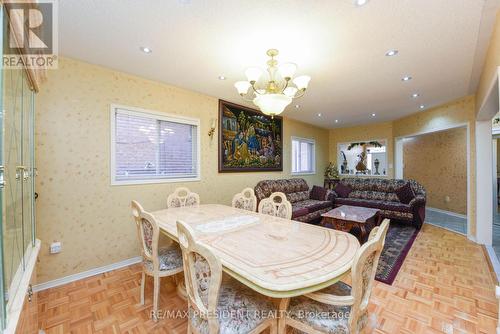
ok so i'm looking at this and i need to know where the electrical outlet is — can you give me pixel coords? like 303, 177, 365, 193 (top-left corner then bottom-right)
50, 241, 61, 254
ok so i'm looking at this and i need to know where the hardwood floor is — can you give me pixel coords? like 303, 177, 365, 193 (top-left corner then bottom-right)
38, 224, 498, 333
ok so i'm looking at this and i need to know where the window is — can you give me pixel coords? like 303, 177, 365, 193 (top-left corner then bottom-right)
292, 137, 316, 174
110, 105, 200, 185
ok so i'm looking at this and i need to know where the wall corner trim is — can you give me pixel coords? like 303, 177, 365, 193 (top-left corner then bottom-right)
33, 256, 142, 292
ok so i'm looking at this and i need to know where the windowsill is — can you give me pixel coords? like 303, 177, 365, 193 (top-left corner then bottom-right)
111, 177, 201, 186
291, 172, 316, 176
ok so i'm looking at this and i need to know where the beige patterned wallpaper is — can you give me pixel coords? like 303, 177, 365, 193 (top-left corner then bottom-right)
403, 127, 467, 215
35, 57, 330, 283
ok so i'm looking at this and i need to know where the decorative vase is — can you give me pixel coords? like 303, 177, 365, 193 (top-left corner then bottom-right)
374, 158, 380, 175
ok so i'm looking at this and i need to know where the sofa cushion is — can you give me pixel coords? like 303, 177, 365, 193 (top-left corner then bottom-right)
395, 182, 415, 204
310, 185, 327, 201
292, 199, 332, 218
287, 191, 310, 203
335, 183, 352, 198
335, 198, 412, 213
255, 179, 309, 202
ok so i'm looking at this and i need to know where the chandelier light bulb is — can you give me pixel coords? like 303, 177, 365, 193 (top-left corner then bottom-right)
245, 67, 263, 83
283, 86, 298, 97
234, 81, 251, 95
293, 75, 311, 90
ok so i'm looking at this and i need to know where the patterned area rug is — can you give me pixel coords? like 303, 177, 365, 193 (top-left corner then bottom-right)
375, 222, 419, 285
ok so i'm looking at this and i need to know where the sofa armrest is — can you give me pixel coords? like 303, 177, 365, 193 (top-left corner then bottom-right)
409, 195, 426, 228
409, 195, 426, 208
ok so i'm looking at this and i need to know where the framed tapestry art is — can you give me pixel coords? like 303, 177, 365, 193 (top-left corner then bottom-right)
218, 100, 283, 172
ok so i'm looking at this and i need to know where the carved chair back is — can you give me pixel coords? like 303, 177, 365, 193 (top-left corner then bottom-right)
177, 220, 223, 334
136, 209, 161, 272
167, 187, 200, 208
257, 191, 293, 219
231, 187, 257, 212
348, 219, 389, 331
131, 200, 145, 251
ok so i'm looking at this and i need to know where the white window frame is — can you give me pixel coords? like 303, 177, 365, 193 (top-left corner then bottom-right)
110, 104, 201, 185
291, 136, 316, 175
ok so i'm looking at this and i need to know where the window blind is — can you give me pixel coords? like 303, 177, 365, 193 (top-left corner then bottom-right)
113, 108, 199, 183
292, 138, 315, 174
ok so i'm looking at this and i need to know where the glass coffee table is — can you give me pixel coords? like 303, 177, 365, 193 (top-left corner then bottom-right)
320, 205, 382, 243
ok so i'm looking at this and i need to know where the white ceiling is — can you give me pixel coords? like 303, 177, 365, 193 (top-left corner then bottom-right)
58, 0, 500, 128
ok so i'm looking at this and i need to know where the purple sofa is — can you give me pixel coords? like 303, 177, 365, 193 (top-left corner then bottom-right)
332, 178, 426, 228
254, 178, 333, 224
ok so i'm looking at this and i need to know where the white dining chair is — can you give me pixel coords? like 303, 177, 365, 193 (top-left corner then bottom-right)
167, 187, 200, 208
176, 220, 278, 334
278, 219, 390, 334
257, 191, 292, 219
232, 187, 258, 212
131, 200, 184, 321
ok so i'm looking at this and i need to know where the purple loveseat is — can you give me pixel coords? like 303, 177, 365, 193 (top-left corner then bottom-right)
254, 178, 333, 224
332, 178, 426, 228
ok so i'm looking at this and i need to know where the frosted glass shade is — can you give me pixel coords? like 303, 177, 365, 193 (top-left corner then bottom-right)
234, 81, 251, 95
245, 67, 263, 83
279, 62, 297, 79
253, 94, 292, 116
283, 86, 298, 97
293, 75, 311, 90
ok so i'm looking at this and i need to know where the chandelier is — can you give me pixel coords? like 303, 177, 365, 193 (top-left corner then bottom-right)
234, 49, 311, 117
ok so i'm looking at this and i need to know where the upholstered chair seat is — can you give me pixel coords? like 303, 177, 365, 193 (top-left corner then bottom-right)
176, 220, 277, 334
278, 220, 390, 334
288, 282, 367, 334
189, 277, 276, 334
131, 200, 185, 321
144, 245, 183, 272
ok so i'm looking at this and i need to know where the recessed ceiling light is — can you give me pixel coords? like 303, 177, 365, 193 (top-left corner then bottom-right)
335, 119, 339, 123
218, 75, 226, 80
419, 105, 425, 109
317, 113, 322, 117
412, 93, 420, 98
385, 49, 398, 57
140, 46, 152, 54
371, 113, 376, 117
295, 104, 300, 109
354, 0, 369, 6
402, 75, 412, 82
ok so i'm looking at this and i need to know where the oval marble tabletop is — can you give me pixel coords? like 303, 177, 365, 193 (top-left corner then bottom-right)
152, 204, 360, 298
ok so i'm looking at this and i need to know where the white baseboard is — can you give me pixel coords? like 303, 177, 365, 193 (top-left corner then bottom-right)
33, 256, 142, 292
427, 207, 467, 219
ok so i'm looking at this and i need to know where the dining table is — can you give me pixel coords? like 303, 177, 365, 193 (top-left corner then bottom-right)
151, 204, 360, 298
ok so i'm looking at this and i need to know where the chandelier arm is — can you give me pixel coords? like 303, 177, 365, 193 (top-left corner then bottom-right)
292, 90, 306, 99
251, 84, 265, 95
281, 79, 290, 93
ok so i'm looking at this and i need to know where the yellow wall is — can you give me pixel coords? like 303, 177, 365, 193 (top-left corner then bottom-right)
476, 10, 500, 112
403, 128, 467, 215
35, 57, 330, 283
329, 96, 476, 233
